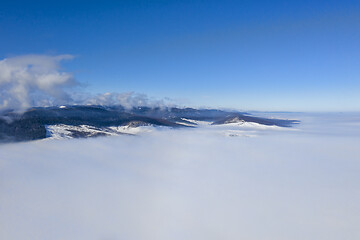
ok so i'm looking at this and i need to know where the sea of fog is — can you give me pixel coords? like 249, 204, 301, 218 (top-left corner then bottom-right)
1, 113, 360, 240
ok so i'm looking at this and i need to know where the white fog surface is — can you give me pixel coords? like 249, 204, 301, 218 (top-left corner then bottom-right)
1, 113, 360, 240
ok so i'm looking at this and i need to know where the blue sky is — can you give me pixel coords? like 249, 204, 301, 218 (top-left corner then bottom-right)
1, 0, 360, 111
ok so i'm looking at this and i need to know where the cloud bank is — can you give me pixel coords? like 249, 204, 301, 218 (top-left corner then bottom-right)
0, 114, 359, 240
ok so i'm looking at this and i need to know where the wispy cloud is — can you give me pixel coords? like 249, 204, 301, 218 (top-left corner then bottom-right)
79, 92, 177, 109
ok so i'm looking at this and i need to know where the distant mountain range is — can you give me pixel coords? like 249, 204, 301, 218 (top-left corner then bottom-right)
0, 105, 299, 142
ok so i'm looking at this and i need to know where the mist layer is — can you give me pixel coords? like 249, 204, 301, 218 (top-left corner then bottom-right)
0, 114, 359, 240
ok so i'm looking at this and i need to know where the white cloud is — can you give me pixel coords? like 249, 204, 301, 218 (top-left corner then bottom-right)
0, 54, 76, 111
0, 54, 178, 112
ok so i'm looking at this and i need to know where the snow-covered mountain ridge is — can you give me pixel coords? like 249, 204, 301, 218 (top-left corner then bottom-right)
0, 105, 299, 142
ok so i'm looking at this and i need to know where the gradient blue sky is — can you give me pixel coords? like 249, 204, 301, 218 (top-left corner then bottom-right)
1, 0, 360, 111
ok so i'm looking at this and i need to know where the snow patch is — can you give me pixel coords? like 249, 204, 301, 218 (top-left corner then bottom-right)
45, 124, 159, 140
180, 118, 213, 126
220, 121, 289, 130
